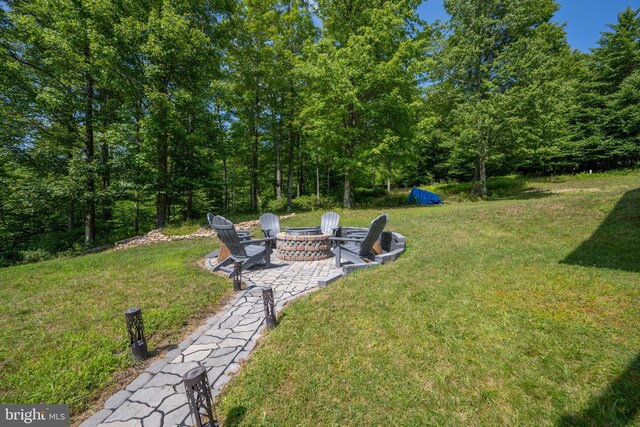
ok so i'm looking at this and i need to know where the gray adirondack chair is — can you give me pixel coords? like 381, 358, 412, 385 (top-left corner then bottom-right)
331, 214, 388, 267
210, 223, 274, 278
207, 213, 251, 241
259, 213, 281, 238
321, 212, 341, 236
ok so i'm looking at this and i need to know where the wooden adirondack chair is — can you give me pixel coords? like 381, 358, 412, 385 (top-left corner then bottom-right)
207, 213, 254, 262
321, 211, 341, 236
259, 213, 281, 238
210, 223, 274, 278
331, 214, 388, 267
207, 213, 251, 241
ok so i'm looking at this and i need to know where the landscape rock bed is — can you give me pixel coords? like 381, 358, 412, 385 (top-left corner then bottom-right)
111, 214, 297, 251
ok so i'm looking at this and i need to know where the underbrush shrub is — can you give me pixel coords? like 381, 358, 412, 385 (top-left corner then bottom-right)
265, 195, 339, 212
265, 197, 288, 212
355, 193, 408, 208
354, 187, 387, 199
32, 229, 82, 254
291, 195, 338, 211
425, 175, 528, 201
20, 248, 53, 264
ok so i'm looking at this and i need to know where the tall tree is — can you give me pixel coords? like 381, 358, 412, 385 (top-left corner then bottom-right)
302, 0, 424, 207
0, 0, 118, 245
434, 0, 571, 195
568, 7, 640, 171
593, 7, 640, 95
142, 0, 217, 227
227, 0, 314, 212
594, 7, 640, 167
226, 0, 273, 212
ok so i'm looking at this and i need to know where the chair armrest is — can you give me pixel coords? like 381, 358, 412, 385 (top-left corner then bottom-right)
329, 236, 365, 242
242, 237, 276, 245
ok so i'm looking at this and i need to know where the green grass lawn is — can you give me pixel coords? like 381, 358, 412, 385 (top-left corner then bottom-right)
0, 239, 231, 419
1, 172, 639, 426
217, 173, 640, 426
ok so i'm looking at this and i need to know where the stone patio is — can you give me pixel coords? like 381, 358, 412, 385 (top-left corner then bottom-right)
82, 229, 405, 427
82, 257, 341, 427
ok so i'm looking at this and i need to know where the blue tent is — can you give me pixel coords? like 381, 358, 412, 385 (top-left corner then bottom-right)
407, 187, 443, 205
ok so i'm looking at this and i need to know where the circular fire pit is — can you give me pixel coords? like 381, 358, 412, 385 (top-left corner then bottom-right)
275, 230, 332, 261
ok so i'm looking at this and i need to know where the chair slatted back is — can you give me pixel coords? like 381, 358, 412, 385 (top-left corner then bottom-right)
321, 212, 340, 235
207, 213, 232, 229
358, 214, 388, 256
212, 224, 247, 257
259, 213, 280, 237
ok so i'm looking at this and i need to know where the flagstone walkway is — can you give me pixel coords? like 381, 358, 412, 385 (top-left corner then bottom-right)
82, 257, 341, 427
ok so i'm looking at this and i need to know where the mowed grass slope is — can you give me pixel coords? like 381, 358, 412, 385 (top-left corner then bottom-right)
0, 239, 230, 416
218, 174, 640, 426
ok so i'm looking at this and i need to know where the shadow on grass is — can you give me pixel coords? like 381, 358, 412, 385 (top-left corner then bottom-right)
492, 187, 555, 201
558, 354, 640, 426
225, 406, 247, 427
561, 188, 640, 272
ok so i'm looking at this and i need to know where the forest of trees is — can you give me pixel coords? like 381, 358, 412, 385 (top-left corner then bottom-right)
0, 0, 638, 266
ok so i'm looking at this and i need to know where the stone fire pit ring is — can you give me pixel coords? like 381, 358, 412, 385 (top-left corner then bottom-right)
275, 232, 332, 261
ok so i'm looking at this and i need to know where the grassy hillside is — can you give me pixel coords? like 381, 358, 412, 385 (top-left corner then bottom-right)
0, 239, 231, 417
1, 172, 639, 426
217, 173, 640, 426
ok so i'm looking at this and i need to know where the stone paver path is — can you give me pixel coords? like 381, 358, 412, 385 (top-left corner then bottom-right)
83, 258, 340, 427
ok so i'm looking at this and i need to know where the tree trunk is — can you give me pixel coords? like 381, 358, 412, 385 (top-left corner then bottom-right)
231, 158, 236, 212
273, 110, 283, 203
250, 127, 259, 212
250, 91, 260, 212
156, 141, 168, 227
327, 167, 330, 195
343, 103, 356, 208
67, 201, 75, 232
156, 81, 169, 228
133, 104, 142, 233
472, 147, 487, 197
184, 146, 194, 221
101, 141, 111, 221
275, 138, 282, 203
84, 43, 96, 246
186, 189, 193, 220
223, 157, 228, 212
343, 169, 352, 208
387, 175, 391, 193
133, 192, 140, 235
286, 130, 295, 212
216, 101, 228, 213
316, 157, 320, 205
297, 139, 302, 198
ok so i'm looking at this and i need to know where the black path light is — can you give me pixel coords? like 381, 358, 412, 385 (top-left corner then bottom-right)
183, 365, 218, 427
124, 306, 148, 361
233, 260, 242, 291
262, 287, 277, 329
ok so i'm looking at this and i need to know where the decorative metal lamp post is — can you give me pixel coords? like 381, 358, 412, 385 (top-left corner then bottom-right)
262, 287, 276, 329
233, 260, 242, 291
124, 306, 148, 360
183, 366, 218, 427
